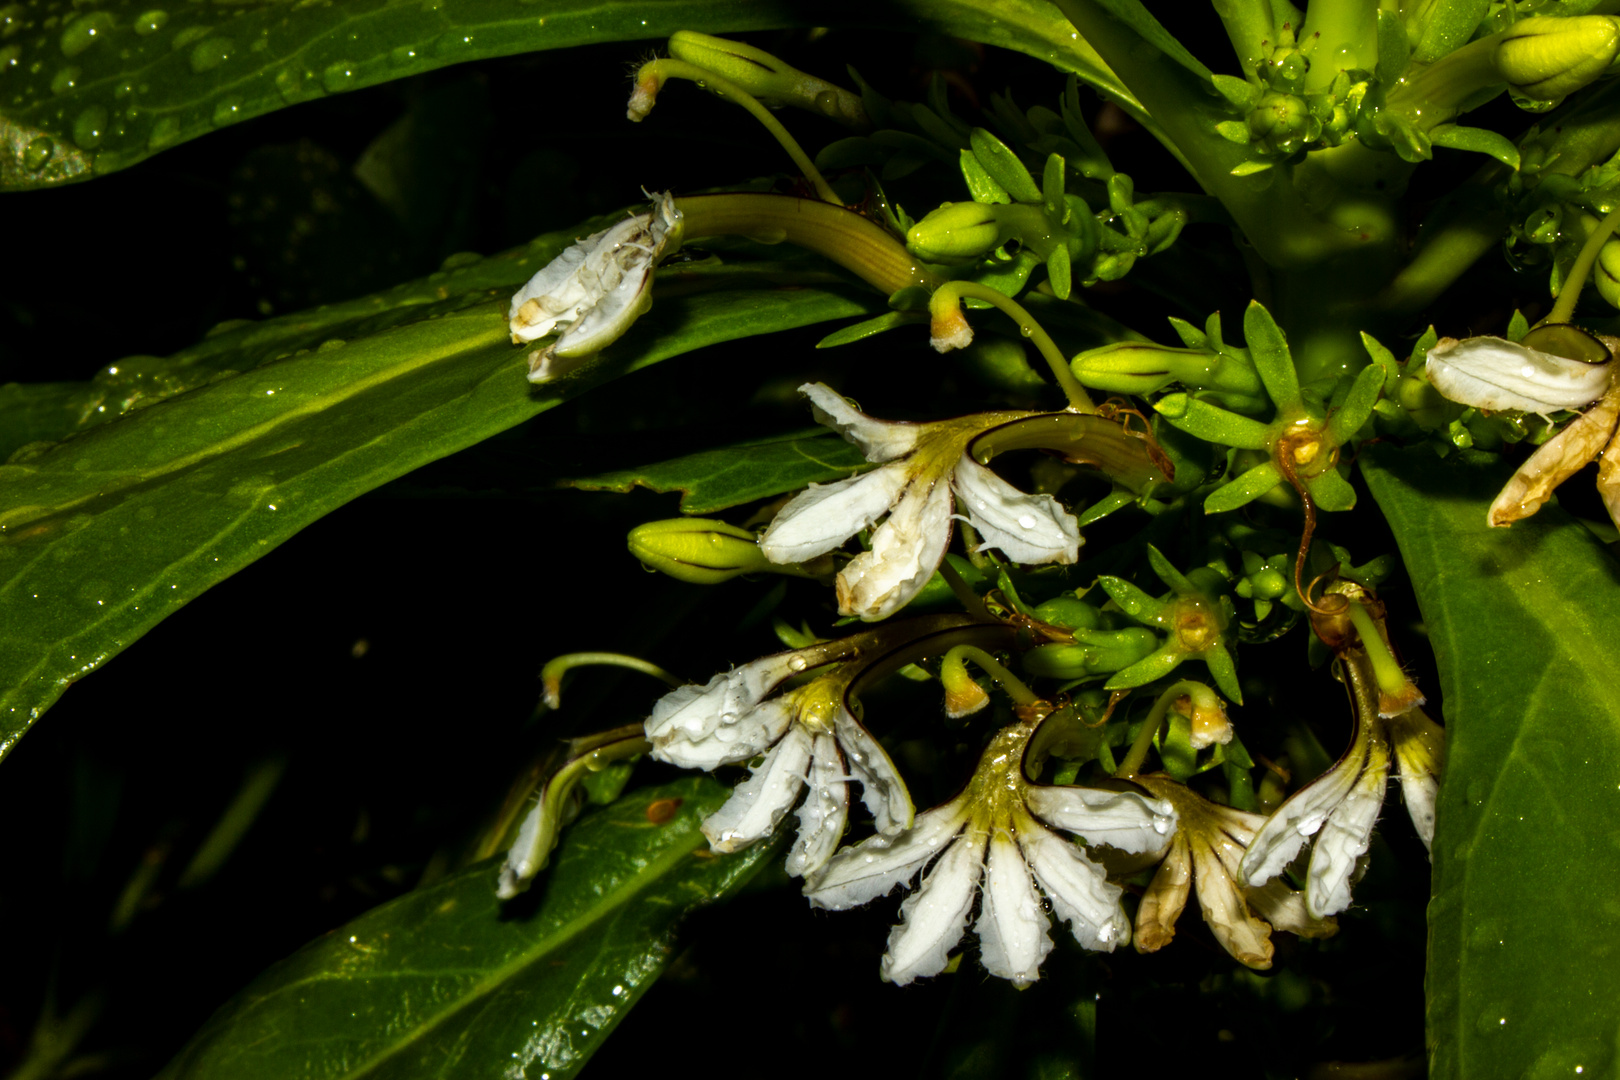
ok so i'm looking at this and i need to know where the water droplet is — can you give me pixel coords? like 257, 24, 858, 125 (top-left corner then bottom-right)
113, 79, 133, 99
1017, 514, 1037, 529
133, 10, 168, 36
71, 104, 107, 148
1475, 1004, 1509, 1034
171, 25, 211, 51
147, 115, 179, 150
59, 11, 112, 57
788, 656, 807, 672
22, 134, 51, 170
211, 94, 241, 127
273, 65, 303, 101
433, 30, 473, 57
0, 43, 19, 71
0, 5, 22, 40
50, 65, 81, 94
320, 59, 356, 92
387, 44, 417, 67
188, 37, 232, 73
1019, 325, 1034, 337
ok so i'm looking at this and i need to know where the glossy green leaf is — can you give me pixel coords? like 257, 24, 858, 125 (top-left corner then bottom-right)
1, 0, 1143, 191
815, 310, 926, 348
1410, 0, 1491, 64
1429, 124, 1521, 170
0, 229, 879, 761
1361, 446, 1620, 1080
1242, 300, 1300, 414
160, 777, 775, 1079
564, 432, 870, 514
1202, 460, 1281, 513
969, 127, 1043, 204
1075, 0, 1213, 83
960, 148, 1013, 204
1153, 393, 1271, 449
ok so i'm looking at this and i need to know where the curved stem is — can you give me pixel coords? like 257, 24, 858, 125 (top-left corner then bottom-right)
944, 644, 1040, 708
1116, 679, 1200, 778
639, 58, 841, 205
1548, 205, 1620, 325
539, 652, 684, 710
931, 281, 1095, 412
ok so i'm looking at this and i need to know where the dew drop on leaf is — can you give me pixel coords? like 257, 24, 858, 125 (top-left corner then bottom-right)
0, 43, 20, 72
387, 44, 417, 67
49, 65, 80, 94
188, 37, 232, 73
211, 94, 241, 127
71, 104, 107, 149
22, 134, 51, 171
0, 4, 22, 40
59, 11, 113, 58
132, 10, 168, 37
147, 115, 179, 150
320, 60, 356, 92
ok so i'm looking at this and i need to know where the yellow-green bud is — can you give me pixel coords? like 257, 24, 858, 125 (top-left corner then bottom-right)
906, 202, 1002, 262
667, 32, 868, 128
627, 518, 772, 584
1597, 236, 1620, 310
1495, 16, 1620, 101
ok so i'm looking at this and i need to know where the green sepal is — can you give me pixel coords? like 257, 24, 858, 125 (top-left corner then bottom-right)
1325, 363, 1386, 444
1242, 301, 1301, 413
1096, 575, 1167, 623
1154, 394, 1273, 449
960, 149, 1013, 204
1200, 641, 1243, 703
1077, 488, 1136, 526
969, 127, 1043, 203
1168, 317, 1206, 349
1146, 544, 1197, 595
1230, 161, 1274, 176
1211, 74, 1262, 109
1215, 120, 1255, 145
1203, 461, 1283, 513
1304, 464, 1357, 511
1043, 153, 1069, 222
1047, 245, 1073, 299
1103, 644, 1184, 691
1430, 125, 1522, 170
1359, 331, 1402, 394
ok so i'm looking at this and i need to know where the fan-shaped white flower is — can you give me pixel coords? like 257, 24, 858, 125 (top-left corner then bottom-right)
646, 647, 910, 878
1241, 700, 1444, 919
760, 384, 1081, 621
805, 722, 1175, 987
509, 191, 684, 382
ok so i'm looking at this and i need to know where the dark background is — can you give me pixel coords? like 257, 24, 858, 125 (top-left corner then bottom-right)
1, 12, 1527, 1077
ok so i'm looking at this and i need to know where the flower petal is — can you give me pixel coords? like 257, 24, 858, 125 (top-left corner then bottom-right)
700, 726, 814, 853
1240, 728, 1372, 888
1018, 822, 1129, 951
881, 829, 985, 985
975, 833, 1054, 987
759, 464, 910, 565
1023, 785, 1177, 854
1244, 879, 1338, 940
837, 472, 955, 621
1306, 730, 1392, 917
1188, 831, 1275, 969
804, 800, 969, 910
1133, 830, 1191, 954
952, 456, 1081, 565
1426, 335, 1614, 416
800, 382, 920, 462
645, 652, 799, 749
1489, 382, 1620, 526
784, 734, 850, 878
653, 693, 796, 770
1386, 708, 1445, 854
834, 707, 913, 835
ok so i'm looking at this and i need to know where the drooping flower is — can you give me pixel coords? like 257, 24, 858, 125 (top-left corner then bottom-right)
759, 383, 1081, 621
1239, 648, 1445, 918
645, 643, 911, 878
1133, 775, 1336, 969
804, 721, 1176, 987
508, 191, 684, 382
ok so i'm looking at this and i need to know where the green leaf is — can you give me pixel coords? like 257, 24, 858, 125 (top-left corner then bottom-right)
0, 232, 879, 761
564, 432, 871, 514
1046, 244, 1073, 300
1361, 446, 1620, 1080
1429, 125, 1522, 170
816, 310, 926, 348
1202, 460, 1281, 513
1375, 10, 1411, 87
4, 0, 1149, 191
1303, 464, 1356, 511
1042, 152, 1068, 221
1080, 0, 1214, 83
1153, 393, 1272, 449
1410, 0, 1491, 65
969, 127, 1043, 204
159, 778, 775, 1080
1242, 301, 1301, 414
1211, 73, 1261, 109
1325, 363, 1385, 444
960, 148, 1013, 204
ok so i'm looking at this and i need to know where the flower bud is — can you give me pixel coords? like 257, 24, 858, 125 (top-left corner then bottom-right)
1425, 333, 1614, 417
1021, 628, 1160, 680
1495, 16, 1620, 102
939, 651, 991, 718
1597, 237, 1620, 310
1031, 596, 1103, 632
627, 518, 772, 584
666, 32, 867, 127
906, 202, 1002, 262
1070, 341, 1262, 398
928, 291, 973, 353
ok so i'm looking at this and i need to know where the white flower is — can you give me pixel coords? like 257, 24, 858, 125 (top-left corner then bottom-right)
759, 384, 1081, 621
1240, 703, 1444, 918
1425, 334, 1614, 418
804, 723, 1175, 987
646, 648, 911, 878
1133, 775, 1336, 969
508, 191, 684, 382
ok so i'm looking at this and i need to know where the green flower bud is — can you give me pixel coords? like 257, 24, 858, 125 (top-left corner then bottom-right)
1021, 628, 1161, 680
1032, 596, 1103, 631
1247, 92, 1320, 155
627, 518, 773, 584
1495, 16, 1620, 102
1597, 237, 1620, 310
907, 201, 1002, 262
666, 31, 868, 127
1071, 342, 1265, 399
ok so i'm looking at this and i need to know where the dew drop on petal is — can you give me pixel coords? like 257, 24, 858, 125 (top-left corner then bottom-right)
788, 656, 807, 672
1017, 514, 1037, 529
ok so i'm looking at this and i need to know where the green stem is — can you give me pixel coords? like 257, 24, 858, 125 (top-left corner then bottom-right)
1211, 0, 1275, 75
945, 644, 1041, 707
640, 58, 841, 205
1298, 0, 1379, 93
1116, 679, 1200, 778
539, 652, 684, 710
938, 556, 991, 618
676, 192, 940, 295
931, 280, 1095, 412
1548, 205, 1620, 324
1344, 602, 1410, 701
